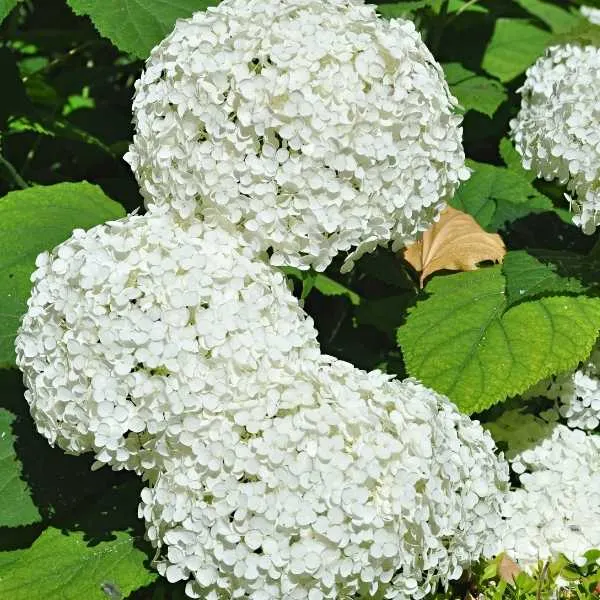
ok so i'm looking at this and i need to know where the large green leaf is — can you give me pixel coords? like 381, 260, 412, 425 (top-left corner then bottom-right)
67, 0, 219, 59
443, 63, 507, 118
482, 19, 551, 82
0, 408, 41, 528
0, 182, 125, 368
450, 161, 554, 231
502, 251, 586, 306
397, 267, 600, 413
0, 528, 156, 599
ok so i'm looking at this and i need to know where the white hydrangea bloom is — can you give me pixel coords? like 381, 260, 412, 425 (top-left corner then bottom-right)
125, 0, 468, 272
510, 44, 600, 234
15, 213, 320, 473
139, 356, 508, 600
581, 5, 600, 24
525, 343, 600, 431
495, 414, 600, 567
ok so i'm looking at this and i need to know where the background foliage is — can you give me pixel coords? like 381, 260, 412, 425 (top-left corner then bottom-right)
1, 0, 600, 598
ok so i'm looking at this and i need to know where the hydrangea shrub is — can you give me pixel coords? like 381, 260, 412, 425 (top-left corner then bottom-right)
2, 0, 600, 598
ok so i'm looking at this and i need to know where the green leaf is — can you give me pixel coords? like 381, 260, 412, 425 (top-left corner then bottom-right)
0, 48, 30, 131
515, 0, 580, 34
67, 0, 219, 59
450, 161, 554, 231
377, 1, 433, 17
0, 528, 156, 599
483, 19, 551, 82
502, 250, 586, 306
313, 274, 361, 306
7, 116, 114, 155
397, 267, 600, 413
526, 249, 600, 292
553, 20, 600, 47
356, 251, 417, 291
281, 268, 361, 305
0, 0, 21, 24
447, 0, 487, 13
499, 138, 534, 182
443, 63, 507, 118
0, 408, 41, 527
376, 0, 486, 16
0, 182, 125, 368
355, 295, 413, 338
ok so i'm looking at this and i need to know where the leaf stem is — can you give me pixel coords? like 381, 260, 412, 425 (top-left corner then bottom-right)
0, 152, 28, 189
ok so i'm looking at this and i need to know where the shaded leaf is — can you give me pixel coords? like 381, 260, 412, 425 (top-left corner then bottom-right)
397, 267, 600, 413
67, 0, 219, 59
0, 0, 21, 24
0, 528, 156, 599
7, 116, 113, 155
554, 20, 600, 46
355, 251, 418, 291
0, 408, 41, 527
526, 249, 600, 291
377, 1, 433, 17
282, 267, 361, 305
355, 295, 414, 338
483, 19, 551, 82
499, 138, 534, 182
0, 48, 30, 130
377, 0, 486, 17
313, 274, 361, 306
515, 0, 580, 33
502, 250, 586, 306
450, 161, 556, 231
404, 207, 506, 287
0, 182, 125, 367
443, 63, 507, 118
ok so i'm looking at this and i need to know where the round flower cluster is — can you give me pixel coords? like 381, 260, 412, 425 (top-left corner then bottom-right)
581, 5, 600, 24
15, 213, 320, 474
510, 44, 600, 234
492, 411, 600, 567
525, 343, 600, 431
140, 356, 508, 600
125, 0, 469, 272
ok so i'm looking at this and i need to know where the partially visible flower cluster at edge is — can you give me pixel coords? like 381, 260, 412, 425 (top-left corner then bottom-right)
125, 0, 469, 272
510, 43, 600, 234
486, 341, 600, 569
581, 4, 600, 25
487, 409, 600, 568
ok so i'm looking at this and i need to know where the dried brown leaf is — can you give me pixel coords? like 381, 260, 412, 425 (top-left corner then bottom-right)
498, 554, 522, 584
404, 206, 506, 287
